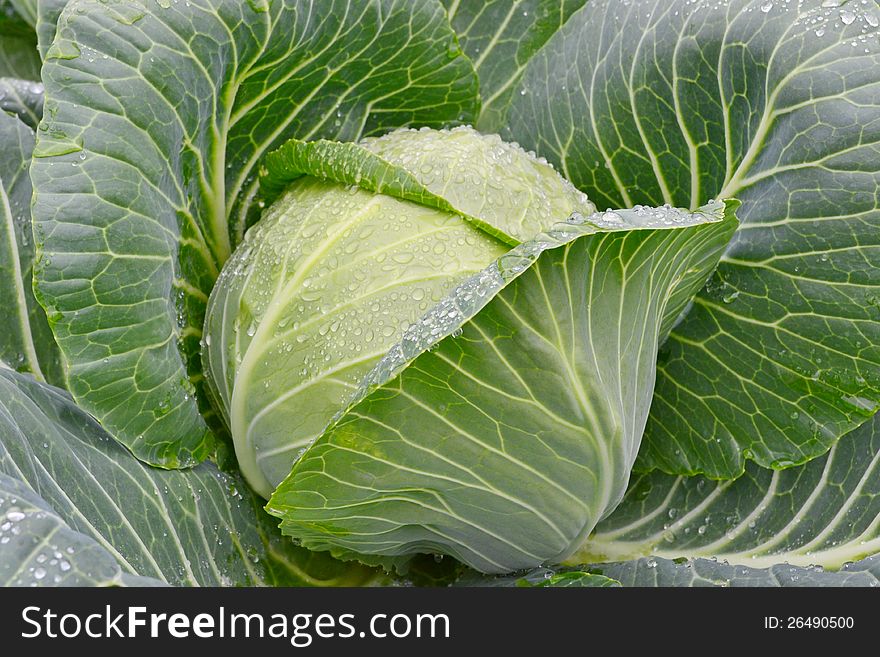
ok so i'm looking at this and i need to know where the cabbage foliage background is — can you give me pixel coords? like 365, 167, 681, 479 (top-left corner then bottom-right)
0, 0, 878, 586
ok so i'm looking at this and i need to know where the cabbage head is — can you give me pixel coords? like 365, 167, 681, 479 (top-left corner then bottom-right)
203, 126, 737, 572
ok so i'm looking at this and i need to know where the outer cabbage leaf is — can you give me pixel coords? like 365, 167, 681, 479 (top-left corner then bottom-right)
595, 554, 880, 587
504, 0, 880, 478
8, 0, 36, 26
0, 77, 43, 129
268, 201, 737, 573
440, 0, 587, 132
454, 566, 621, 587
0, 110, 61, 383
30, 0, 480, 468
0, 473, 155, 586
0, 0, 40, 79
0, 368, 380, 586
512, 570, 620, 587
35, 0, 67, 56
575, 410, 880, 570
470, 569, 622, 587
462, 555, 880, 587
456, 552, 880, 587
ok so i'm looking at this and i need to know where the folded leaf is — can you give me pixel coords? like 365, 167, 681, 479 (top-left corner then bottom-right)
576, 411, 880, 570
0, 111, 61, 383
504, 0, 880, 478
0, 368, 380, 586
268, 201, 737, 573
260, 127, 594, 246
30, 0, 480, 468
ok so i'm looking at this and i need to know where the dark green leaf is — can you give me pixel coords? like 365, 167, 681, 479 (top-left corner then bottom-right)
456, 567, 620, 587
455, 555, 880, 586
0, 368, 381, 586
0, 1, 40, 79
0, 77, 43, 129
504, 0, 880, 478
8, 0, 36, 26
441, 0, 587, 132
516, 570, 620, 587
0, 111, 62, 383
31, 0, 480, 468
35, 0, 66, 57
595, 555, 880, 587
1, 0, 35, 32
0, 473, 152, 586
579, 412, 880, 570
